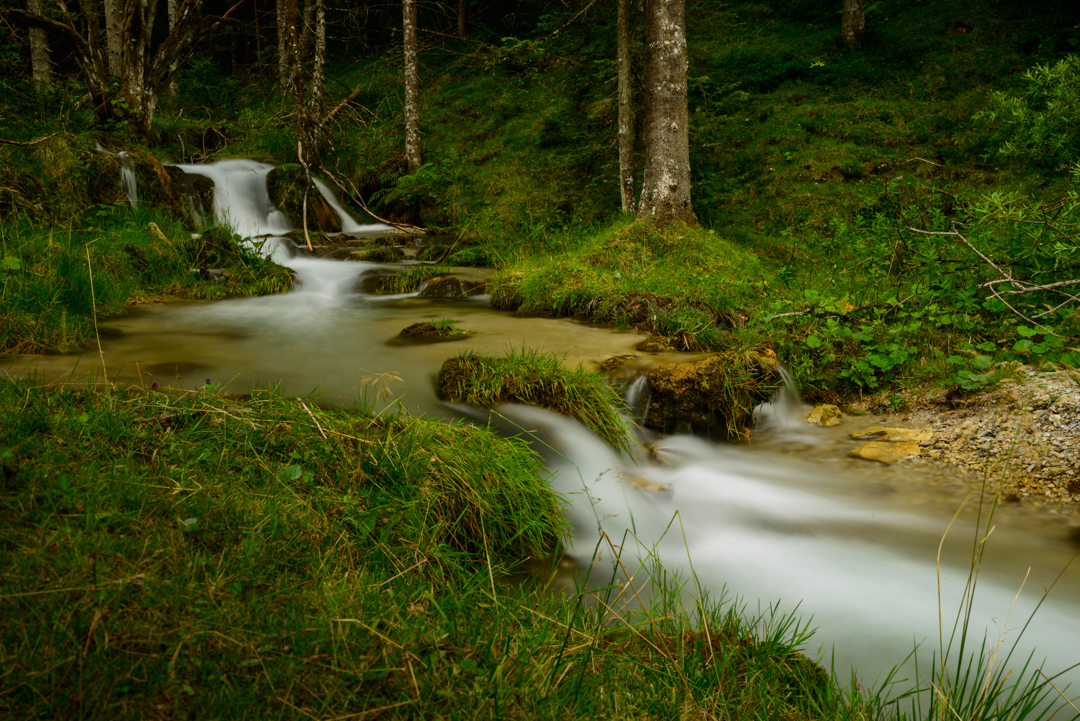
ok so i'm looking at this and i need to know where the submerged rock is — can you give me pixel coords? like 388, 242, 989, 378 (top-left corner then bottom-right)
806, 404, 844, 427
395, 321, 472, 343
850, 426, 933, 443
849, 441, 921, 464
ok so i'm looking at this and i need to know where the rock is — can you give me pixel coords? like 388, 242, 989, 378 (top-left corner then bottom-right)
806, 404, 844, 427
850, 426, 933, 443
849, 442, 921, 464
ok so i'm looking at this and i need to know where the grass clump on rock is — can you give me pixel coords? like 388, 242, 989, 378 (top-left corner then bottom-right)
437, 349, 632, 452
396, 318, 473, 343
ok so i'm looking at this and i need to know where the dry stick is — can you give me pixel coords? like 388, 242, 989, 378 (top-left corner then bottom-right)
323, 170, 425, 235
0, 131, 57, 146
85, 242, 108, 383
1038, 670, 1080, 714
765, 295, 915, 322
301, 184, 313, 251
298, 398, 327, 439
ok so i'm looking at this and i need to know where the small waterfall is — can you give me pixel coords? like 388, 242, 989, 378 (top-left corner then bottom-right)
752, 364, 810, 436
118, 152, 137, 209
312, 177, 394, 235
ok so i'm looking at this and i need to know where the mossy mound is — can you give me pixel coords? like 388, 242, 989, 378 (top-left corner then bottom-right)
644, 349, 782, 440
265, 164, 342, 232
417, 276, 487, 298
396, 320, 472, 343
436, 350, 631, 452
490, 220, 764, 350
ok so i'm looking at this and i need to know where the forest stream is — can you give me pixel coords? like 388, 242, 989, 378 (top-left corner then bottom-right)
6, 159, 1080, 702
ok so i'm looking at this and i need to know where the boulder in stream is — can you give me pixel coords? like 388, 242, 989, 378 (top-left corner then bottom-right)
806, 404, 844, 427
850, 426, 933, 443
849, 441, 921, 464
643, 350, 782, 440
266, 164, 342, 233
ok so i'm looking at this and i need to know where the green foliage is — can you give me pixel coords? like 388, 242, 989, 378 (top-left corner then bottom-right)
983, 54, 1080, 173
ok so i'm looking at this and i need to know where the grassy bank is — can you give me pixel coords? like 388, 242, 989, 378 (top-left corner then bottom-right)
0, 376, 896, 719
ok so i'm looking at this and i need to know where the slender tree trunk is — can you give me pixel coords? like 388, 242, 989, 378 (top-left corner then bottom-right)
457, 0, 466, 40
310, 0, 325, 120
300, 0, 314, 57
167, 0, 179, 98
842, 0, 865, 48
103, 0, 123, 75
637, 0, 693, 226
27, 0, 52, 89
617, 0, 634, 213
403, 0, 422, 172
277, 0, 289, 87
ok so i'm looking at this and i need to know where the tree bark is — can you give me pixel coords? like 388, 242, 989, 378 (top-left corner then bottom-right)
300, 0, 314, 58
27, 0, 52, 89
167, 0, 178, 98
842, 0, 865, 48
637, 0, 693, 226
277, 0, 289, 87
617, 0, 634, 213
457, 0, 466, 40
403, 0, 422, 172
103, 0, 123, 75
310, 0, 325, 120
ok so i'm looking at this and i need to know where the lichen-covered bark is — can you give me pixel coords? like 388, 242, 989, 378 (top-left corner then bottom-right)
27, 0, 52, 89
104, 0, 123, 75
637, 0, 693, 226
167, 0, 178, 97
310, 0, 325, 120
618, 0, 635, 213
403, 0, 423, 172
842, 0, 865, 48
277, 0, 289, 87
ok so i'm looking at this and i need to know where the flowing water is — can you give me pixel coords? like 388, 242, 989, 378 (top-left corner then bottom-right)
6, 159, 1080, 706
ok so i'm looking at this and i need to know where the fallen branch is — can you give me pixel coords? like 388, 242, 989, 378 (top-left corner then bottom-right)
765, 295, 914, 322
0, 132, 58, 146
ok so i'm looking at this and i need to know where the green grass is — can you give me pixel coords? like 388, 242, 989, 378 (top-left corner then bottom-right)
0, 212, 291, 355
0, 377, 902, 720
436, 348, 634, 454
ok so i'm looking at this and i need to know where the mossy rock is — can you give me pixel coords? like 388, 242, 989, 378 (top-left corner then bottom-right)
359, 245, 402, 262
436, 350, 631, 452
265, 164, 342, 233
166, 166, 215, 228
643, 349, 781, 440
417, 276, 486, 298
395, 320, 472, 344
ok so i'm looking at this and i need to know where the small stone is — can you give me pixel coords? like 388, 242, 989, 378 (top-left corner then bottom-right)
849, 426, 933, 443
849, 441, 921, 464
806, 404, 844, 427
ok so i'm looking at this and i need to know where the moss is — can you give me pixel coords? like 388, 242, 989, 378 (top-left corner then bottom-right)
436, 349, 631, 452
395, 319, 472, 343
643, 348, 783, 440
265, 164, 342, 232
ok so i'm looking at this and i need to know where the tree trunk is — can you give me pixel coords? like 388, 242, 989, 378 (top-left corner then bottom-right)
167, 0, 179, 98
27, 0, 52, 89
637, 0, 693, 226
403, 0, 422, 172
277, 0, 289, 87
300, 0, 315, 58
617, 0, 634, 213
104, 0, 123, 75
457, 0, 466, 40
842, 0, 865, 48
310, 0, 325, 121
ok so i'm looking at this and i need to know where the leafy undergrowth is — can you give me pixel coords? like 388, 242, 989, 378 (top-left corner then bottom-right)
0, 211, 291, 355
0, 378, 895, 719
437, 348, 632, 453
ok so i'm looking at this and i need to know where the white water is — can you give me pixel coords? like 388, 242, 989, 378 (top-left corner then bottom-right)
494, 403, 1080, 706
15, 157, 1080, 710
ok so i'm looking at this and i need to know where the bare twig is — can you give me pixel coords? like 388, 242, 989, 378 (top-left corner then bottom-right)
0, 131, 57, 146
298, 398, 327, 440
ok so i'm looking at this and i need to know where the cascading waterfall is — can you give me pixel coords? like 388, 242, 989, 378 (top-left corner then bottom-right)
118, 152, 137, 209
493, 402, 1080, 703
173, 159, 395, 295
69, 154, 1080, 708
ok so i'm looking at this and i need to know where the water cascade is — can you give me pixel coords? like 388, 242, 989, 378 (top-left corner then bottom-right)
8, 156, 1080, 709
